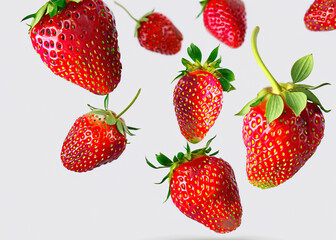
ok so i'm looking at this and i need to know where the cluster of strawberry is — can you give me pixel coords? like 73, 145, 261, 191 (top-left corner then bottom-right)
22, 0, 333, 235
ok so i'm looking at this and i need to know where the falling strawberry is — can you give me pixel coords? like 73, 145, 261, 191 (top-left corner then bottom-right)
114, 1, 183, 55
304, 0, 336, 31
236, 26, 330, 189
22, 0, 122, 95
198, 0, 247, 48
146, 137, 242, 234
61, 89, 141, 172
173, 43, 235, 144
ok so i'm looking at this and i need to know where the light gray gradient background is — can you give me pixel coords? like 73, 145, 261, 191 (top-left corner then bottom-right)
1, 0, 335, 239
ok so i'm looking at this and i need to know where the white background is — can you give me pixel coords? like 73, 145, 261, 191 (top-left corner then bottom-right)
1, 0, 335, 239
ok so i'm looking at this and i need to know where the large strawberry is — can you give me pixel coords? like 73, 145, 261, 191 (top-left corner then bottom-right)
22, 0, 122, 95
236, 27, 330, 189
146, 138, 242, 234
61, 89, 141, 172
173, 44, 235, 144
198, 0, 247, 48
304, 0, 336, 31
115, 1, 183, 55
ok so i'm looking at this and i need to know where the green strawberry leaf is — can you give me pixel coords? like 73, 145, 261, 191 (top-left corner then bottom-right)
188, 44, 202, 63
127, 126, 140, 131
182, 58, 192, 68
155, 153, 173, 167
282, 91, 307, 116
177, 152, 184, 160
213, 56, 222, 68
291, 54, 314, 83
91, 109, 108, 116
209, 150, 219, 156
155, 174, 169, 185
146, 158, 161, 169
116, 119, 124, 135
173, 156, 179, 162
218, 78, 231, 92
266, 95, 284, 124
295, 82, 331, 90
163, 187, 171, 203
206, 45, 219, 63
236, 93, 268, 116
106, 115, 117, 125
296, 88, 331, 112
217, 68, 235, 82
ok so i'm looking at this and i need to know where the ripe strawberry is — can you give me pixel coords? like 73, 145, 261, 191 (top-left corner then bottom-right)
173, 44, 235, 143
304, 0, 336, 31
61, 89, 141, 172
237, 27, 330, 188
199, 0, 247, 48
115, 1, 183, 55
22, 0, 122, 95
146, 138, 242, 234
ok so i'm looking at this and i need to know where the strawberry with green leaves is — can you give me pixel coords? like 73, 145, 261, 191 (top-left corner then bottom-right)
304, 0, 336, 31
236, 27, 330, 189
173, 44, 235, 144
115, 1, 183, 55
61, 89, 141, 172
22, 0, 122, 95
146, 138, 242, 234
198, 0, 247, 48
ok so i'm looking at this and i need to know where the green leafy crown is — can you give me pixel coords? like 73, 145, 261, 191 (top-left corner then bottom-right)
236, 27, 330, 124
146, 136, 219, 202
175, 43, 236, 92
21, 0, 82, 31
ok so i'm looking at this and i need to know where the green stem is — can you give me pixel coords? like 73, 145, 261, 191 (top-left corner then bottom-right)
114, 1, 139, 23
251, 26, 282, 95
117, 89, 141, 118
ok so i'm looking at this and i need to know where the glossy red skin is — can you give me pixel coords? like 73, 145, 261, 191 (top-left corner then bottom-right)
203, 0, 246, 48
137, 13, 183, 55
61, 113, 126, 172
243, 101, 325, 188
30, 0, 122, 95
170, 156, 242, 233
304, 0, 336, 31
173, 70, 223, 143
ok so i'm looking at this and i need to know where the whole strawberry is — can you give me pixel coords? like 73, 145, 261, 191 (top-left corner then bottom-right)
199, 0, 247, 48
146, 138, 242, 234
22, 0, 122, 95
237, 27, 330, 189
174, 44, 235, 143
304, 0, 336, 31
61, 89, 140, 172
115, 1, 183, 55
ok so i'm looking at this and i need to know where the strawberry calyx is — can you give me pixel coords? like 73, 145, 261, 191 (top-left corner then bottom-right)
236, 26, 330, 124
114, 1, 154, 37
197, 0, 210, 18
174, 43, 235, 92
88, 89, 141, 136
146, 136, 218, 202
21, 0, 82, 31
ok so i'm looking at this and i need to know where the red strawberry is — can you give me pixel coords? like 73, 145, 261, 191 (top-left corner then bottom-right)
304, 0, 336, 31
146, 138, 242, 234
237, 27, 330, 188
173, 44, 235, 143
22, 0, 122, 95
61, 89, 141, 172
115, 2, 183, 55
199, 0, 247, 48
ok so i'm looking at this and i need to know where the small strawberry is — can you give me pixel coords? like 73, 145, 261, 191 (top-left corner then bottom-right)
198, 0, 247, 48
146, 138, 242, 234
61, 89, 141, 172
114, 1, 183, 55
22, 0, 122, 95
236, 27, 330, 189
304, 0, 336, 31
173, 43, 235, 144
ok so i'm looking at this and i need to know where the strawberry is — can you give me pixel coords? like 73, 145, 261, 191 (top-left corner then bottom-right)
198, 0, 247, 48
173, 44, 235, 144
236, 27, 330, 189
61, 89, 141, 172
22, 0, 122, 95
304, 0, 336, 31
115, 1, 183, 55
146, 138, 242, 234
